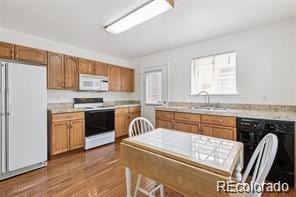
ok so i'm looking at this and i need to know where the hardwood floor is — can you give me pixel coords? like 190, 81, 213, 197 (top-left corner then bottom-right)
0, 141, 294, 197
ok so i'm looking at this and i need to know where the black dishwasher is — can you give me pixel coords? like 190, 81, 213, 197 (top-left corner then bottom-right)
237, 117, 294, 185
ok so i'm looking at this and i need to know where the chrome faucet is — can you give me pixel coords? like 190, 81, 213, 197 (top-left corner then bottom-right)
197, 91, 210, 107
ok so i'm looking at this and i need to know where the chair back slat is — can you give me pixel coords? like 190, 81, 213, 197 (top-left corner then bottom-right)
128, 117, 154, 137
241, 133, 278, 187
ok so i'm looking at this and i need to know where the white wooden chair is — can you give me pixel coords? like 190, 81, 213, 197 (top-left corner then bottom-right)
241, 133, 278, 196
128, 117, 165, 197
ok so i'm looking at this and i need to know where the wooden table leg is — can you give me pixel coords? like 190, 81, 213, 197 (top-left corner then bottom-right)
125, 167, 132, 197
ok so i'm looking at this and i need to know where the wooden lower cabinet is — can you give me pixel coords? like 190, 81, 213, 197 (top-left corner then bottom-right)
201, 124, 236, 140
174, 121, 199, 134
51, 121, 70, 155
155, 110, 237, 140
115, 113, 130, 137
156, 119, 174, 129
115, 106, 141, 137
69, 119, 85, 150
129, 111, 141, 122
49, 112, 85, 158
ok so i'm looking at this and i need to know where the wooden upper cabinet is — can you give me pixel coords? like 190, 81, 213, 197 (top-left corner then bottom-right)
120, 67, 134, 92
108, 64, 121, 91
0, 42, 14, 60
64, 55, 78, 90
14, 45, 47, 65
78, 58, 94, 74
94, 61, 108, 76
47, 52, 64, 89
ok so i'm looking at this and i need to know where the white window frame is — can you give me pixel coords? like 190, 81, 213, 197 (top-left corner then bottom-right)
145, 69, 163, 105
190, 51, 238, 96
142, 64, 168, 106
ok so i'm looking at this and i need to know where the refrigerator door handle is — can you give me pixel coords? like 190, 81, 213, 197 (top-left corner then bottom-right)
0, 62, 7, 174
4, 63, 9, 172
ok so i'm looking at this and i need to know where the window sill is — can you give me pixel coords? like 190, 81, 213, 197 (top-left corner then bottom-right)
189, 93, 239, 96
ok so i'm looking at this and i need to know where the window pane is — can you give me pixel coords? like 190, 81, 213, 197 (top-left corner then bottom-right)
146, 71, 162, 104
191, 52, 237, 95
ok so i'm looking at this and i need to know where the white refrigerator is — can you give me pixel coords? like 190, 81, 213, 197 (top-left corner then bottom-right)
0, 61, 47, 180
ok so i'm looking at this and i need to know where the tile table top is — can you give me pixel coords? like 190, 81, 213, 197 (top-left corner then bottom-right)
122, 128, 244, 176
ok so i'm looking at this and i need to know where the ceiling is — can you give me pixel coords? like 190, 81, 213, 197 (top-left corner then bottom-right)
1, 0, 296, 59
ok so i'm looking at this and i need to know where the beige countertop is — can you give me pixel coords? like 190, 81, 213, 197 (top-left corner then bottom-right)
156, 106, 296, 122
48, 103, 141, 114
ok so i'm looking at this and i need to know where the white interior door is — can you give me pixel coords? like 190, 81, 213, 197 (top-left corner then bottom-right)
8, 63, 47, 171
141, 65, 168, 126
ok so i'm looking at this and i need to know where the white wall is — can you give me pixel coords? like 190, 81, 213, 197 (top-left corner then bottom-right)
47, 90, 130, 103
0, 27, 134, 103
131, 18, 296, 105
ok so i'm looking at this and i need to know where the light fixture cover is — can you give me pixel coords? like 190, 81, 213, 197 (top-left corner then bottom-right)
105, 0, 174, 35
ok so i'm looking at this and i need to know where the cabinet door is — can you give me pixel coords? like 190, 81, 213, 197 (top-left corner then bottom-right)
64, 55, 78, 90
15, 45, 47, 65
129, 111, 141, 123
108, 64, 121, 91
213, 126, 236, 140
69, 119, 85, 150
174, 121, 199, 134
200, 125, 215, 138
156, 119, 174, 129
94, 61, 108, 76
201, 124, 236, 140
0, 42, 14, 60
79, 58, 94, 74
115, 113, 130, 137
51, 121, 70, 155
47, 52, 64, 89
120, 68, 134, 92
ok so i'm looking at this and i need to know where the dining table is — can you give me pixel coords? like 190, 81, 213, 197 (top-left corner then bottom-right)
121, 128, 244, 197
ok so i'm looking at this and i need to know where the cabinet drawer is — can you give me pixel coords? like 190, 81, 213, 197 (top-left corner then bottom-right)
155, 110, 174, 120
128, 106, 140, 113
52, 112, 84, 122
175, 112, 200, 123
201, 115, 236, 127
115, 107, 129, 114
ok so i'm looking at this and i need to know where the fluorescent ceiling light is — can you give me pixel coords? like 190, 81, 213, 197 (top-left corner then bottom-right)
105, 0, 174, 35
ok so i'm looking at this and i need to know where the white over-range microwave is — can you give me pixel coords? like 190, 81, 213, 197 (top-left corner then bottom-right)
79, 74, 109, 91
